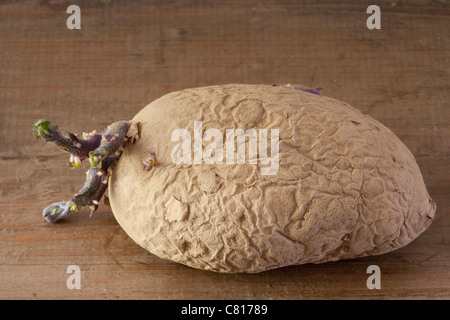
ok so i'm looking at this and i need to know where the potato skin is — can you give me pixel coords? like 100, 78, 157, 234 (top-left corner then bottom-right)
109, 84, 435, 273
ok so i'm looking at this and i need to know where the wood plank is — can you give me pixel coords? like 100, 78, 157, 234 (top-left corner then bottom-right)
0, 0, 448, 299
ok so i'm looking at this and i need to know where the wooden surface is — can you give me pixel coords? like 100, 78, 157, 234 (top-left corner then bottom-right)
0, 0, 449, 300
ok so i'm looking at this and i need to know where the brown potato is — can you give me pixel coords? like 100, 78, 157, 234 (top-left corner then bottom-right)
108, 84, 436, 273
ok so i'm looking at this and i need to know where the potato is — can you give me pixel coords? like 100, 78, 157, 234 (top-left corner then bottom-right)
108, 84, 436, 273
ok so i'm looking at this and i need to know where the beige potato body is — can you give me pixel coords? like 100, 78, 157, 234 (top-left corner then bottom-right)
109, 84, 435, 273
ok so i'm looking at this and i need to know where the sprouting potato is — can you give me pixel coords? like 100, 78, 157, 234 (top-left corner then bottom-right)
36, 84, 436, 273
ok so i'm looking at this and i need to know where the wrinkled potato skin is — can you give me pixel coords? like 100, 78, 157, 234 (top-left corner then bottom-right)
109, 84, 435, 273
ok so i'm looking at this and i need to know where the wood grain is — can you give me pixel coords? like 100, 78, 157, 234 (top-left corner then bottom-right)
0, 0, 449, 299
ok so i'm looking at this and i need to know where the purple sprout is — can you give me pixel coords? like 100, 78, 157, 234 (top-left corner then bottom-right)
34, 119, 131, 222
280, 84, 323, 96
142, 151, 156, 171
